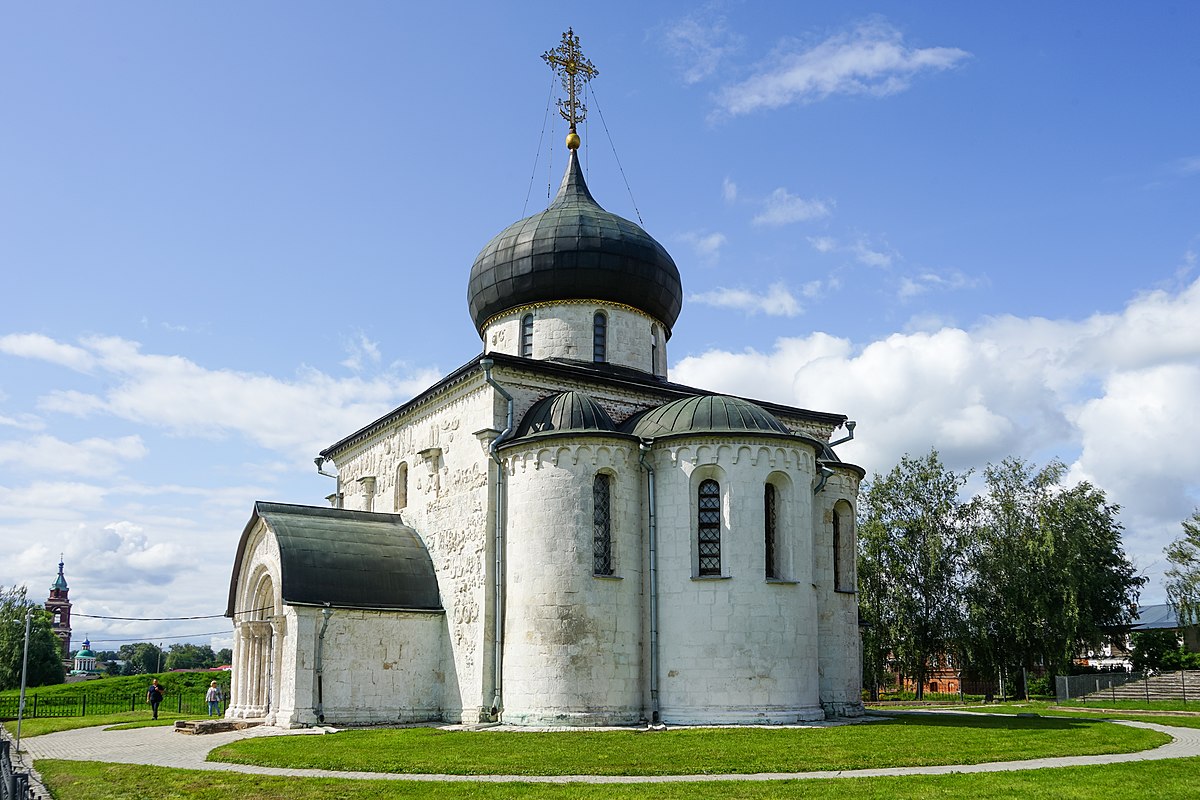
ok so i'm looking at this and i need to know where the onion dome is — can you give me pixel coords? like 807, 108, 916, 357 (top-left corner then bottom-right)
513, 391, 618, 439
77, 639, 94, 658
468, 149, 683, 337
625, 395, 792, 439
52, 559, 68, 591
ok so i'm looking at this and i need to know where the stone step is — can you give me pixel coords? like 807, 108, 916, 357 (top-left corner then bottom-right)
174, 718, 265, 735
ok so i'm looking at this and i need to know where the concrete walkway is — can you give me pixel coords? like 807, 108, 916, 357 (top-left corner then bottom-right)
15, 713, 1200, 784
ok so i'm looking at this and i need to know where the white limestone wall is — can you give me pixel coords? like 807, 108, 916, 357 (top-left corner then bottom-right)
332, 379, 496, 723
483, 302, 667, 376
646, 438, 825, 724
295, 608, 445, 725
812, 468, 866, 717
500, 437, 643, 725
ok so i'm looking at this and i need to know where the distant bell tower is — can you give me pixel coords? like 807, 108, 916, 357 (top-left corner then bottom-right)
45, 557, 72, 660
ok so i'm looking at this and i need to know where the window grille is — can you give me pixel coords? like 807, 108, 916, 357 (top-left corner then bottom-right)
593, 474, 613, 575
698, 479, 721, 576
593, 312, 607, 362
765, 483, 778, 579
521, 314, 534, 357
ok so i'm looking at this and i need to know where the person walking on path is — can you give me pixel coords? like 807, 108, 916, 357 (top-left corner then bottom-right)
147, 678, 164, 720
206, 680, 223, 717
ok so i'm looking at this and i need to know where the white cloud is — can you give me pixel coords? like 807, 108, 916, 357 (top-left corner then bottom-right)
0, 411, 44, 431
852, 239, 893, 268
722, 177, 738, 203
898, 269, 981, 299
753, 188, 832, 226
0, 333, 96, 372
673, 276, 1200, 597
691, 282, 802, 317
808, 236, 837, 253
1176, 156, 1200, 175
340, 332, 383, 372
9, 334, 440, 461
714, 18, 970, 117
664, 12, 743, 85
0, 434, 147, 476
679, 231, 728, 264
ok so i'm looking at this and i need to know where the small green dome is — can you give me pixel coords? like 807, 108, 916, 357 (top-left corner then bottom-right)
513, 391, 617, 439
625, 395, 792, 439
51, 559, 68, 591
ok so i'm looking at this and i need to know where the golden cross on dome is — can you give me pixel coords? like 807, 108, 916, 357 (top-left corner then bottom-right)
542, 28, 598, 149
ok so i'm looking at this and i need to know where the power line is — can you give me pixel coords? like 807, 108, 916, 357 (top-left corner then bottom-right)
74, 612, 226, 621
72, 605, 273, 622
84, 631, 231, 645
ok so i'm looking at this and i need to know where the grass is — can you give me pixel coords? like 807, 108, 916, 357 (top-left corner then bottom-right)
965, 700, 1200, 729
34, 757, 1200, 799
1056, 698, 1199, 712
6, 710, 185, 738
0, 670, 228, 701
208, 714, 1166, 776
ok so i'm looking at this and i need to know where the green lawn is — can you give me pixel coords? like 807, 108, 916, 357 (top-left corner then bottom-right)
35, 757, 1200, 800
8, 710, 182, 738
1056, 698, 1199, 712
966, 701, 1200, 729
208, 714, 1166, 776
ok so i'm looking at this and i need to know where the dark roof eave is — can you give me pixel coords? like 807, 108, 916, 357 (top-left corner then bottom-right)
283, 601, 445, 614
499, 430, 639, 449
320, 351, 848, 460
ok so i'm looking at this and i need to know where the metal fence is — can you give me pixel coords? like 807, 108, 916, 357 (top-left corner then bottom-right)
1, 740, 34, 800
1056, 669, 1196, 704
0, 691, 224, 721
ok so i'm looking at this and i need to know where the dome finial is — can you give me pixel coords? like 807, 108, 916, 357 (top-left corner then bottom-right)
542, 28, 597, 150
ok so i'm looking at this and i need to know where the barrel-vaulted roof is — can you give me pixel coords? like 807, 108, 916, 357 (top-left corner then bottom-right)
225, 502, 442, 616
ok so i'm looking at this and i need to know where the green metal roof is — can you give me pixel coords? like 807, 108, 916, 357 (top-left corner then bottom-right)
51, 560, 68, 591
226, 502, 442, 616
510, 390, 619, 440
624, 394, 792, 439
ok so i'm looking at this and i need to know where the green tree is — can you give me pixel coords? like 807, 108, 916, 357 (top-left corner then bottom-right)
165, 643, 216, 670
858, 450, 969, 699
1165, 510, 1200, 629
118, 642, 164, 675
0, 585, 66, 690
1131, 629, 1181, 672
965, 459, 1143, 685
216, 647, 232, 665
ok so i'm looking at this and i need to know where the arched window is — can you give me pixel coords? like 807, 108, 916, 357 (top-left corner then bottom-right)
833, 504, 854, 591
832, 508, 841, 588
650, 323, 659, 373
764, 483, 779, 579
593, 311, 607, 363
521, 314, 534, 358
394, 462, 408, 511
593, 473, 613, 575
698, 479, 721, 576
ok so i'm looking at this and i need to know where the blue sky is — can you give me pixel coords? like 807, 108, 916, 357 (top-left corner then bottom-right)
2, 2, 1198, 651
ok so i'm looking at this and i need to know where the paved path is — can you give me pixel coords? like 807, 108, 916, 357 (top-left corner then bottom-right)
16, 714, 1200, 784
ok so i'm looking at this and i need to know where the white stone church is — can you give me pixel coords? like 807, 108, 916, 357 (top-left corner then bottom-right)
225, 45, 864, 727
